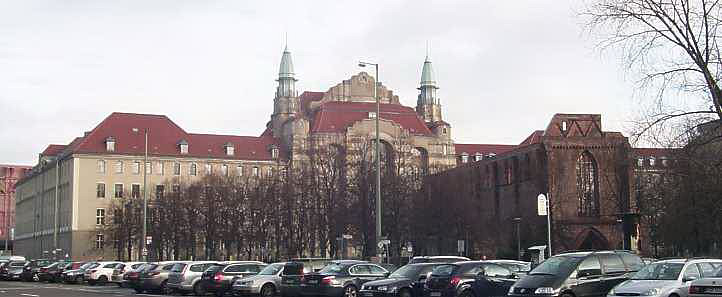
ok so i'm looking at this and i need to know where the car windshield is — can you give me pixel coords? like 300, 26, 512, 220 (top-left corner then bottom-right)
143, 264, 159, 272
715, 267, 722, 277
530, 256, 581, 276
170, 263, 186, 273
319, 263, 345, 275
631, 262, 683, 280
79, 262, 95, 270
431, 264, 457, 276
259, 263, 284, 275
389, 264, 421, 278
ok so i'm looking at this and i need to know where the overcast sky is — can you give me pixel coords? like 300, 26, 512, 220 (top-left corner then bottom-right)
0, 0, 639, 165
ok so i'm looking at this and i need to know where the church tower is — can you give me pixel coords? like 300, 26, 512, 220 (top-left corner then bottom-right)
271, 45, 299, 138
416, 54, 443, 123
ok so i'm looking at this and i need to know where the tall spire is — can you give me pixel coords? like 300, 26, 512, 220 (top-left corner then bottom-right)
417, 49, 442, 123
420, 51, 436, 87
279, 45, 295, 79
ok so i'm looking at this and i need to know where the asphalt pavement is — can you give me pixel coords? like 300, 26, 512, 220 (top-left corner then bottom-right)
0, 280, 161, 297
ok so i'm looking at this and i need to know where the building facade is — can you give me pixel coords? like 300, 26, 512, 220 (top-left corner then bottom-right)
0, 165, 31, 252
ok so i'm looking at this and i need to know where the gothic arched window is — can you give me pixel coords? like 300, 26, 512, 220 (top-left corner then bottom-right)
576, 151, 600, 216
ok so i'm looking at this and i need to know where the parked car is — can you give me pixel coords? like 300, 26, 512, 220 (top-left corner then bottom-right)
122, 263, 151, 289
63, 262, 99, 284
111, 262, 145, 287
689, 265, 722, 297
508, 250, 644, 297
360, 262, 446, 297
53, 262, 85, 283
423, 261, 517, 297
21, 259, 51, 282
200, 261, 267, 297
167, 261, 217, 295
280, 261, 314, 297
131, 261, 181, 294
290, 258, 334, 272
38, 261, 69, 282
296, 260, 389, 297
486, 260, 531, 275
409, 257, 471, 265
232, 262, 287, 297
608, 259, 722, 297
3, 260, 27, 280
84, 261, 121, 285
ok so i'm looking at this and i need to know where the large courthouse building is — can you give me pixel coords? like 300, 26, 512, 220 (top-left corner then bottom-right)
15, 46, 667, 259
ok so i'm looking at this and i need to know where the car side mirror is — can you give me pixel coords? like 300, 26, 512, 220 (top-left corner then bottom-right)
383, 272, 390, 278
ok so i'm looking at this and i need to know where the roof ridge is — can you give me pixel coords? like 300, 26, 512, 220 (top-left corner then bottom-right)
188, 133, 262, 139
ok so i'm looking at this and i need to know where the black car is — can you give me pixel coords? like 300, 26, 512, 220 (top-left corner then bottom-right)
38, 262, 68, 282
297, 260, 389, 297
63, 262, 98, 284
423, 261, 516, 297
360, 263, 446, 297
2, 261, 26, 280
280, 261, 313, 297
21, 259, 51, 282
507, 251, 644, 297
409, 257, 471, 265
200, 261, 266, 297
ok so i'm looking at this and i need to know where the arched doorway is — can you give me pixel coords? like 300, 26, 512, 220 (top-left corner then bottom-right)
575, 228, 610, 251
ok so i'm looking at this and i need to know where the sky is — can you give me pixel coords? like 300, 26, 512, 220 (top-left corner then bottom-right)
0, 0, 639, 165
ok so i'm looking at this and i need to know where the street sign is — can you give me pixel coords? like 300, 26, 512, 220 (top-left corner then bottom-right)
537, 194, 548, 216
142, 248, 148, 256
343, 234, 353, 239
146, 236, 152, 245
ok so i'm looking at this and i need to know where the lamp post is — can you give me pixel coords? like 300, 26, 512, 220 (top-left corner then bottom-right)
134, 128, 149, 262
358, 61, 382, 254
512, 217, 522, 260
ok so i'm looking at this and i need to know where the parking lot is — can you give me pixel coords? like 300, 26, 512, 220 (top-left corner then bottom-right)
0, 281, 158, 297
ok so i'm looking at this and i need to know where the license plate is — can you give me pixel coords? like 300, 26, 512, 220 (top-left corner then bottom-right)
431, 292, 441, 297
363, 293, 374, 297
308, 280, 318, 284
707, 287, 722, 293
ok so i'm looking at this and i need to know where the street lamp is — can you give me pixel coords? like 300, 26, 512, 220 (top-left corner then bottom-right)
358, 61, 382, 254
512, 217, 522, 260
134, 128, 149, 262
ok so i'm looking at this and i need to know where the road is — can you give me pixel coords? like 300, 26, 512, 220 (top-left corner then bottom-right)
0, 281, 162, 297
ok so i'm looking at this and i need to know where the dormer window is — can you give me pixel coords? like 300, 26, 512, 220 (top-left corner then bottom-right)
271, 148, 279, 159
461, 153, 469, 163
224, 142, 234, 156
178, 140, 188, 154
562, 121, 568, 131
649, 157, 656, 166
637, 157, 644, 167
475, 153, 483, 161
105, 137, 115, 152
442, 128, 447, 134
368, 112, 377, 119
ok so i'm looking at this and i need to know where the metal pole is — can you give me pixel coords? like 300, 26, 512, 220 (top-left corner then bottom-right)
4, 176, 9, 254
374, 64, 382, 258
53, 159, 59, 252
142, 129, 148, 262
513, 217, 521, 260
546, 192, 552, 257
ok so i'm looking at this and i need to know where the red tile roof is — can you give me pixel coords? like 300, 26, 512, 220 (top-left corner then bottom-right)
519, 130, 544, 146
41, 145, 67, 156
455, 143, 516, 156
300, 91, 325, 113
62, 112, 278, 161
310, 101, 433, 136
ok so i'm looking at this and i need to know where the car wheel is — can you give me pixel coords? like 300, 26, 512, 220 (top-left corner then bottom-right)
32, 273, 39, 282
344, 285, 358, 297
134, 287, 145, 294
193, 282, 206, 296
75, 275, 83, 284
215, 289, 225, 297
160, 280, 173, 295
98, 275, 108, 285
399, 288, 413, 297
261, 284, 276, 297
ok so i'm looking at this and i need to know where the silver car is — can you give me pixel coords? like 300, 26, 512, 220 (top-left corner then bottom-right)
232, 262, 286, 297
608, 259, 722, 297
689, 265, 722, 297
166, 261, 218, 295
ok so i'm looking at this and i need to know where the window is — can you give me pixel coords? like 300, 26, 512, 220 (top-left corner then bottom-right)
461, 154, 469, 163
133, 161, 141, 174
350, 265, 371, 275
96, 183, 105, 198
105, 137, 115, 152
697, 263, 722, 277
637, 158, 644, 167
145, 162, 152, 174
205, 163, 212, 175
221, 164, 228, 176
620, 253, 644, 271
156, 185, 164, 199
96, 208, 105, 225
368, 265, 387, 275
156, 162, 164, 175
475, 153, 482, 161
179, 140, 189, 154
649, 157, 656, 166
562, 121, 568, 131
173, 163, 181, 175
114, 184, 124, 198
368, 111, 377, 119
252, 167, 259, 177
684, 264, 701, 279
577, 151, 600, 216
599, 254, 626, 274
442, 145, 447, 155
267, 167, 274, 177
237, 165, 243, 176
97, 160, 106, 173
225, 143, 234, 156
190, 163, 197, 176
272, 148, 279, 159
442, 128, 447, 134
661, 157, 669, 167
172, 184, 180, 193
483, 264, 511, 277
114, 161, 123, 174
132, 184, 140, 199
95, 233, 104, 249
577, 256, 602, 278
